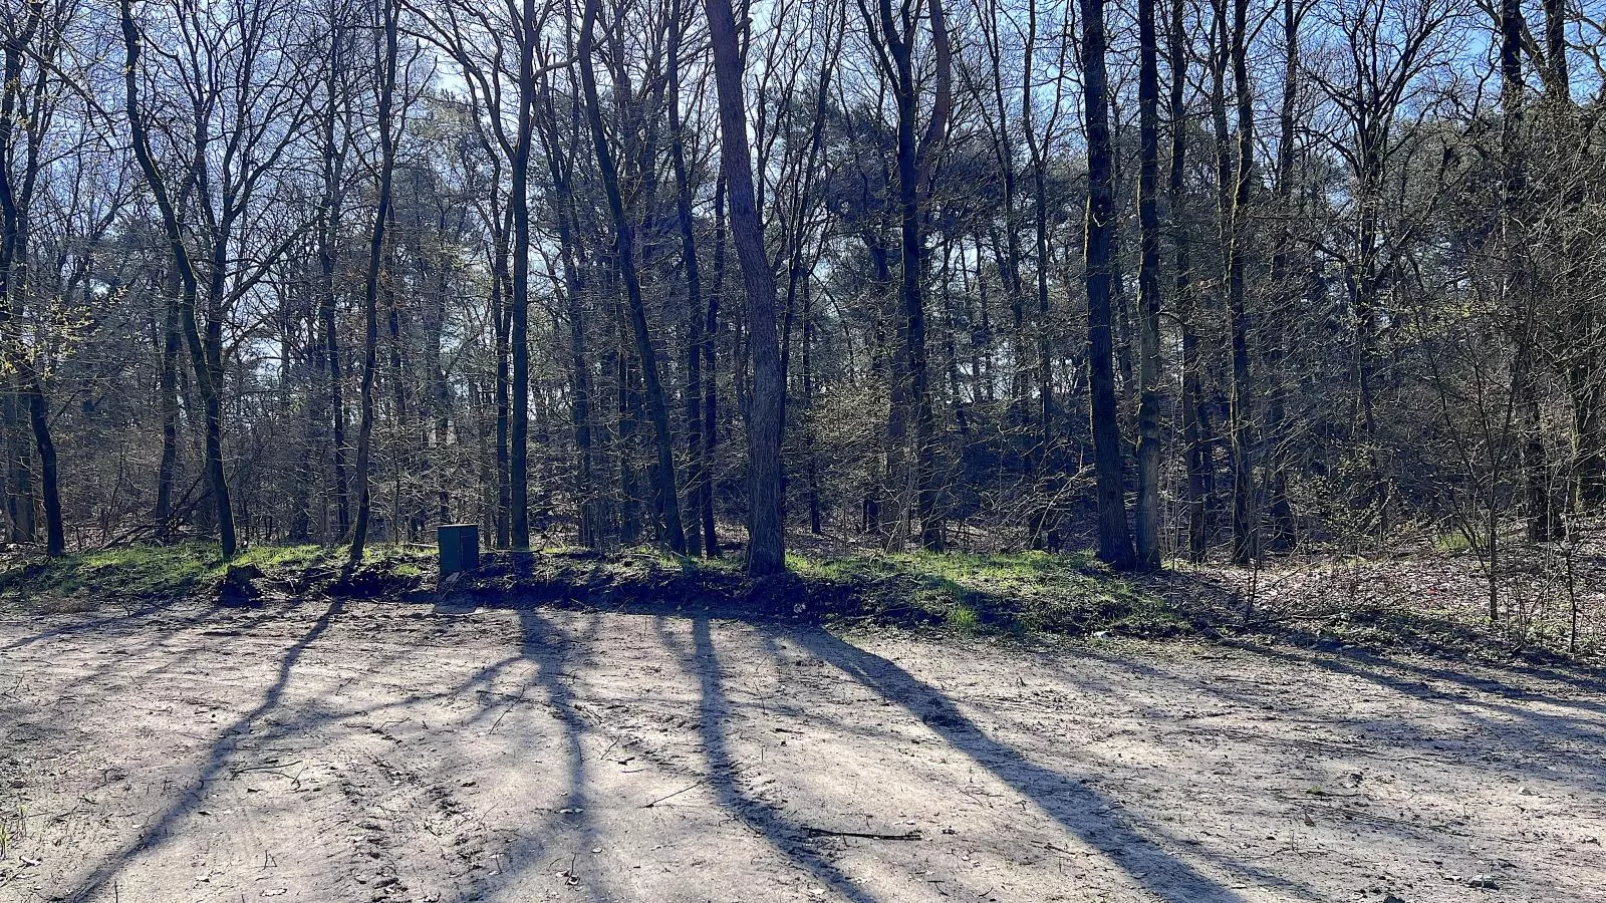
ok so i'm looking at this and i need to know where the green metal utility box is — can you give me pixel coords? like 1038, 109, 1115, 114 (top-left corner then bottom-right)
438, 524, 480, 576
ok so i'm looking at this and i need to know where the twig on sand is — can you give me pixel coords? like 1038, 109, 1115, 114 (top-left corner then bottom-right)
641, 779, 706, 808
230, 760, 302, 777
489, 704, 515, 735
803, 826, 923, 841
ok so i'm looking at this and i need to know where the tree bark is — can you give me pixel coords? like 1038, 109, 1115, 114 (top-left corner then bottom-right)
349, 0, 401, 562
509, 0, 538, 550
579, 0, 687, 554
1134, 0, 1165, 571
704, 177, 725, 556
1170, 0, 1210, 562
156, 269, 181, 537
705, 0, 786, 574
1226, 0, 1257, 564
1081, 0, 1136, 570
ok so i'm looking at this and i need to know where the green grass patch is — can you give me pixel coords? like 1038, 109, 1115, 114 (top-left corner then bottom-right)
0, 542, 363, 612
1433, 530, 1473, 554
0, 542, 219, 606
784, 549, 1185, 638
0, 541, 1189, 642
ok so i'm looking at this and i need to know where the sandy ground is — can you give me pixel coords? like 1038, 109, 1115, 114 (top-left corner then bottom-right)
1, 598, 1604, 903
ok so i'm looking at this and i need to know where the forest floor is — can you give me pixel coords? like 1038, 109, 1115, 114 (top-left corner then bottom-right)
0, 541, 1604, 902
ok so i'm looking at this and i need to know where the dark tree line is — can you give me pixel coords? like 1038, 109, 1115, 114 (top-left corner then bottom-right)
3, 0, 1605, 598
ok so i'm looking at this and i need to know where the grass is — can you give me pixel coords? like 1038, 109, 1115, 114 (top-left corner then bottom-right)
784, 549, 1188, 637
0, 540, 1190, 641
4, 539, 1589, 665
0, 543, 319, 607
0, 542, 438, 613
1433, 530, 1474, 555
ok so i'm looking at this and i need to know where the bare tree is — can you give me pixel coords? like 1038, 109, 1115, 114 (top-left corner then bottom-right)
578, 0, 688, 554
858, 0, 952, 551
1081, 0, 1136, 570
350, 0, 403, 561
1134, 0, 1164, 570
705, 0, 787, 573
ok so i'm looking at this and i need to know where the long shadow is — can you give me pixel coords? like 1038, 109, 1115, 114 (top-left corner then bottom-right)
517, 608, 613, 899
657, 617, 886, 903
1324, 647, 1606, 714
435, 608, 614, 902
1232, 643, 1606, 759
21, 597, 612, 903
0, 596, 220, 652
1059, 645, 1583, 792
1066, 640, 1606, 778
789, 628, 1319, 903
65, 597, 346, 903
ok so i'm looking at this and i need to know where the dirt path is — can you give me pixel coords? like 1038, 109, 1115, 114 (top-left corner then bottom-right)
1, 598, 1602, 903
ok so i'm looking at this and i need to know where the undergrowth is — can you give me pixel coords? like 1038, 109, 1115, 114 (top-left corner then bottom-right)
0, 541, 1184, 640
0, 542, 431, 613
4, 542, 1586, 666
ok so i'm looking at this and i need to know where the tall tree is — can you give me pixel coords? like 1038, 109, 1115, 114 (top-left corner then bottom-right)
1134, 0, 1165, 570
508, 0, 539, 550
1081, 0, 1136, 570
315, 0, 355, 542
350, 0, 403, 561
861, 0, 952, 551
1498, 0, 1557, 542
667, 0, 706, 557
704, 0, 786, 574
1170, 0, 1212, 562
0, 0, 66, 556
578, 0, 688, 554
1225, 0, 1257, 564
119, 0, 237, 557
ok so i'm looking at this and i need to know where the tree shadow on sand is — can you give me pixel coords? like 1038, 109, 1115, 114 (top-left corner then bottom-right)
782, 625, 1329, 902
63, 597, 346, 903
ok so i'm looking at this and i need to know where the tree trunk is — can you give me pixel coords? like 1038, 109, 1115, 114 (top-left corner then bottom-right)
579, 0, 687, 554
1260, 0, 1301, 553
1170, 0, 1209, 562
349, 0, 400, 562
156, 270, 181, 537
536, 72, 596, 549
0, 200, 59, 558
868, 0, 951, 552
1500, 0, 1558, 542
1134, 0, 1164, 571
1226, 0, 1257, 565
669, 0, 707, 558
509, 0, 538, 550
705, 0, 786, 574
703, 177, 725, 556
23, 371, 59, 555
1081, 0, 1136, 570
491, 218, 513, 547
120, 0, 236, 557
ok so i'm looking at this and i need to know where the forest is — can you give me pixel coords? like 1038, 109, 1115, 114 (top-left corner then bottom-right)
0, 0, 1595, 586
5, 0, 1606, 898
